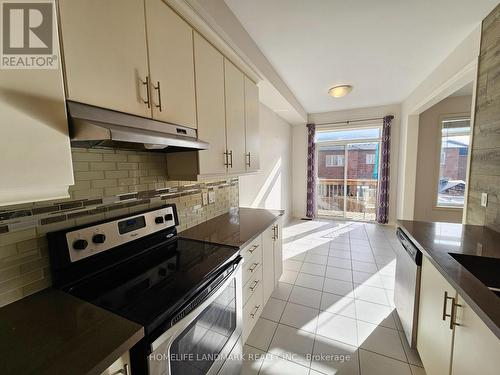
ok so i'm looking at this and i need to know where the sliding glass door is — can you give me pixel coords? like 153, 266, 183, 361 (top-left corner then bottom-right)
316, 127, 381, 221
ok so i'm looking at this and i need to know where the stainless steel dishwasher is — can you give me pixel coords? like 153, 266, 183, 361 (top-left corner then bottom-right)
394, 228, 422, 348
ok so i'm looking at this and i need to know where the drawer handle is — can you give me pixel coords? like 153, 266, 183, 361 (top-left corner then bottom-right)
248, 262, 259, 272
249, 279, 260, 292
250, 304, 261, 318
248, 244, 259, 254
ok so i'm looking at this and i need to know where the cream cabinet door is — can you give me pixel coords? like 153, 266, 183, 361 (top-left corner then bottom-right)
58, 0, 150, 117
417, 257, 456, 375
451, 295, 500, 375
145, 0, 197, 128
244, 77, 260, 172
101, 351, 131, 375
262, 225, 275, 305
224, 59, 246, 174
273, 219, 283, 285
193, 33, 227, 175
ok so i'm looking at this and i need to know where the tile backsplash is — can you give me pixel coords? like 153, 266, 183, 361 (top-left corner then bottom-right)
0, 148, 239, 307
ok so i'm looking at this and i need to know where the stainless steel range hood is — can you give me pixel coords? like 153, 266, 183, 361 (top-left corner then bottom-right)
67, 101, 209, 152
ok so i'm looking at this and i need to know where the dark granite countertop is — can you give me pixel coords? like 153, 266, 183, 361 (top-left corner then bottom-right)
179, 207, 284, 248
0, 288, 144, 375
398, 220, 500, 339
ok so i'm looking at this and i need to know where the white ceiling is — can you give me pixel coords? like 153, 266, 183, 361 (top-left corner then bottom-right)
224, 0, 498, 114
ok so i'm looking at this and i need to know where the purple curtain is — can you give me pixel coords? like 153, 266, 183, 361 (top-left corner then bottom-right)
377, 115, 394, 224
306, 123, 316, 218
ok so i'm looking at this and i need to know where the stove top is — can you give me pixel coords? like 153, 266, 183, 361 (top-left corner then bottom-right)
47, 205, 239, 335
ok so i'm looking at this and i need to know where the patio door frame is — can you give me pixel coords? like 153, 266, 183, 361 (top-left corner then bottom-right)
315, 124, 383, 221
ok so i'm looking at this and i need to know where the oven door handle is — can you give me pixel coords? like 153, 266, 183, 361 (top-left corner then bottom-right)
150, 257, 243, 352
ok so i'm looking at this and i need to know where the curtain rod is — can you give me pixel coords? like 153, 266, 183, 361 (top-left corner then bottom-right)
315, 116, 385, 127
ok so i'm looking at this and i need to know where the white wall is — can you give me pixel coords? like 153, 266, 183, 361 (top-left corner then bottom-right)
239, 103, 294, 222
292, 104, 401, 224
397, 26, 481, 220
414, 95, 472, 223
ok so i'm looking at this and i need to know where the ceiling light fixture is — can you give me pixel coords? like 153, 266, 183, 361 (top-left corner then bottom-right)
328, 85, 353, 98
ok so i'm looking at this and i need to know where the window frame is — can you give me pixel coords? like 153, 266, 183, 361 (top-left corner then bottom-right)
434, 115, 471, 210
325, 154, 345, 167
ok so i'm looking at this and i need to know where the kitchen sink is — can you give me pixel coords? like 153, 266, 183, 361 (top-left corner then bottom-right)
449, 253, 500, 298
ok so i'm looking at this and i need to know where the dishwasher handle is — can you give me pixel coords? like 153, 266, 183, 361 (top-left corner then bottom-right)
396, 228, 422, 266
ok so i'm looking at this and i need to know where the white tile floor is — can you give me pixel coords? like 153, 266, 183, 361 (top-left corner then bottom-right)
242, 219, 426, 375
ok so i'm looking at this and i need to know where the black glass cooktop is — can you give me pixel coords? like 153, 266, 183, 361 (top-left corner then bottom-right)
66, 237, 239, 334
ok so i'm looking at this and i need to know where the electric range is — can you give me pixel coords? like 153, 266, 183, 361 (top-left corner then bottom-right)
48, 205, 242, 375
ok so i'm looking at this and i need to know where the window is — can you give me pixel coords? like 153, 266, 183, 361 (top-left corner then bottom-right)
325, 154, 344, 167
316, 127, 381, 142
437, 118, 471, 208
366, 154, 376, 165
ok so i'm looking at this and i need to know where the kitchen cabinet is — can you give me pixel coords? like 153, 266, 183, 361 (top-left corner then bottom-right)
273, 219, 283, 284
58, 0, 150, 117
417, 256, 456, 375
101, 351, 131, 375
224, 59, 247, 174
145, 0, 197, 128
244, 77, 260, 172
417, 256, 500, 375
450, 295, 500, 375
193, 33, 227, 175
262, 219, 283, 304
241, 236, 264, 343
0, 14, 74, 206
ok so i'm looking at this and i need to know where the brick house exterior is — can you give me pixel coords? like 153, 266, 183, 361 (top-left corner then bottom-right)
318, 148, 377, 180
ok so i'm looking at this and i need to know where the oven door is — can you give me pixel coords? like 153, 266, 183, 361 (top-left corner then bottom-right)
148, 258, 243, 375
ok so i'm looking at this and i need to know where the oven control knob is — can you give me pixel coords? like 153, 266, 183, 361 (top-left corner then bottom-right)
73, 239, 88, 250
155, 216, 164, 224
92, 234, 106, 244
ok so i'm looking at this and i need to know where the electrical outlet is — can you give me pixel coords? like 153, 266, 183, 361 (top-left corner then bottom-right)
208, 191, 215, 204
481, 193, 488, 208
202, 192, 208, 206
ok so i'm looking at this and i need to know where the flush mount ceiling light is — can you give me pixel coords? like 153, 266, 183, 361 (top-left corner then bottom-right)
328, 85, 353, 98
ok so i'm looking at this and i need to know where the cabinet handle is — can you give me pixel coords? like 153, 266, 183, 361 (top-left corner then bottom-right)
249, 262, 259, 272
442, 291, 453, 321
228, 150, 233, 168
450, 298, 462, 330
250, 304, 261, 318
249, 279, 260, 292
142, 76, 150, 108
246, 152, 251, 167
248, 244, 259, 254
117, 364, 130, 375
224, 151, 229, 167
153, 81, 162, 112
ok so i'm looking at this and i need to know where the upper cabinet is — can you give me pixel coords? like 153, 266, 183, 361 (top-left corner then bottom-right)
59, 0, 260, 179
193, 33, 227, 176
224, 59, 247, 174
244, 77, 260, 172
0, 1, 74, 206
145, 0, 197, 128
58, 0, 151, 117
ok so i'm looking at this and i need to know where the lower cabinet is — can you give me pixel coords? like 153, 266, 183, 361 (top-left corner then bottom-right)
417, 256, 500, 375
450, 294, 500, 375
241, 219, 284, 343
101, 351, 131, 375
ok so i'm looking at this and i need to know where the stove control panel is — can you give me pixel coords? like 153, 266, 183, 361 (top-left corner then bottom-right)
65, 206, 176, 263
